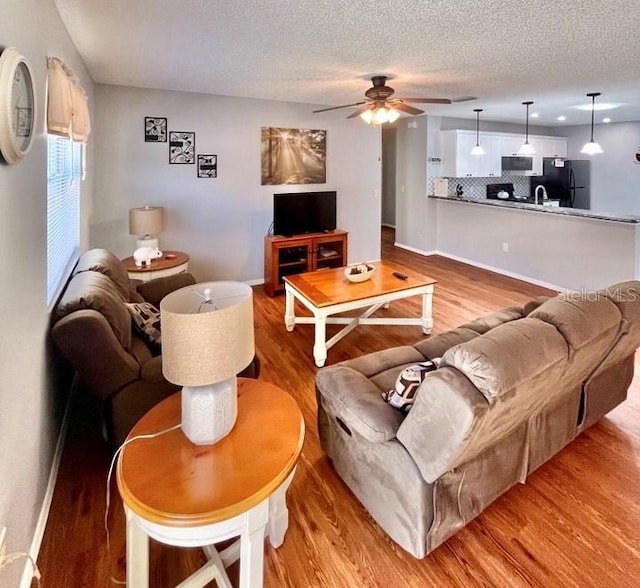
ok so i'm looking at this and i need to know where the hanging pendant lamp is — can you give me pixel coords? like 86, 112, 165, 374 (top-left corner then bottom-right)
470, 109, 485, 155
517, 101, 535, 155
580, 92, 604, 155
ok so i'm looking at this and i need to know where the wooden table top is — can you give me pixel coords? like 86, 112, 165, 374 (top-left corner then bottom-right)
121, 250, 189, 272
116, 379, 305, 527
284, 260, 436, 308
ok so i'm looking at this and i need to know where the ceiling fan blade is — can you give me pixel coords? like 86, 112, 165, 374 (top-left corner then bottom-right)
313, 101, 366, 113
451, 96, 478, 103
346, 103, 375, 119
398, 97, 452, 105
391, 102, 424, 116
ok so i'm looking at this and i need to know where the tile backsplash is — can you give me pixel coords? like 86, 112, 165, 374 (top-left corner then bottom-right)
430, 175, 530, 199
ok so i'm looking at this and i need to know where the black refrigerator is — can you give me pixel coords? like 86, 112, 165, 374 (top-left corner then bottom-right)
530, 158, 591, 209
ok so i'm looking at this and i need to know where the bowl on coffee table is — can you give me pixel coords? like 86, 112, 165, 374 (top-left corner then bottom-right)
345, 263, 376, 283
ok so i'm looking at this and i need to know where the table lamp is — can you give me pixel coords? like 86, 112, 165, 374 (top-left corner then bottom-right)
160, 281, 255, 445
129, 206, 166, 250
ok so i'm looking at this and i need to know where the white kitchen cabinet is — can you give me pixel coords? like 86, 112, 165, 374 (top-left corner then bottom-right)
500, 135, 528, 157
530, 137, 568, 176
441, 130, 501, 178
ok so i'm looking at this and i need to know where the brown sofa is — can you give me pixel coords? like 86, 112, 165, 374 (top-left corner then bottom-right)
315, 282, 640, 558
51, 249, 259, 445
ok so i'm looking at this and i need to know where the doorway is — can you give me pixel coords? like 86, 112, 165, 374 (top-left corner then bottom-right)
381, 127, 397, 229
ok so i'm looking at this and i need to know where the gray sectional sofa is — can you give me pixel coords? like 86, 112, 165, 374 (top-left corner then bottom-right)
315, 282, 640, 558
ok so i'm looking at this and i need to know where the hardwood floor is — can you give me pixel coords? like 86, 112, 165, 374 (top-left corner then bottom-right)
36, 227, 640, 587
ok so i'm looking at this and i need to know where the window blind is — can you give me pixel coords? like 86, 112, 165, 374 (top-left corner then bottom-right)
47, 135, 81, 304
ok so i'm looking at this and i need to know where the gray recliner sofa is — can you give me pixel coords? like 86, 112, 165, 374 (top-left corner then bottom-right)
315, 282, 640, 558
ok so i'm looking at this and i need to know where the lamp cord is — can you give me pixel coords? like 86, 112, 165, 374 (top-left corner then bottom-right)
590, 95, 596, 141
105, 423, 181, 585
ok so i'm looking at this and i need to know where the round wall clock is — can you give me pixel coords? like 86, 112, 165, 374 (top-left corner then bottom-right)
0, 47, 37, 165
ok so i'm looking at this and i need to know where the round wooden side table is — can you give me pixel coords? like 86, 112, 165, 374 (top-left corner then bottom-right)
116, 378, 305, 588
121, 250, 190, 282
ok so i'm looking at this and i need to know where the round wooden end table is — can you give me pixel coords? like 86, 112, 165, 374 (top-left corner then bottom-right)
121, 250, 190, 282
116, 378, 305, 588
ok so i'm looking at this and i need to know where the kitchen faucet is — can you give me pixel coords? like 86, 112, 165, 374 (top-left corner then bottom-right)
534, 185, 548, 205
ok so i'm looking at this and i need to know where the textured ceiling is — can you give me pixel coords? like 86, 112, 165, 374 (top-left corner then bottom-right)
54, 0, 640, 126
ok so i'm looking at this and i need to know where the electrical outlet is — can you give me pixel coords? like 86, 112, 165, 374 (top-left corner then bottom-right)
502, 242, 509, 253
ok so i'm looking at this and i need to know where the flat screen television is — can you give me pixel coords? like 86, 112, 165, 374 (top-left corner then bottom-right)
273, 191, 337, 236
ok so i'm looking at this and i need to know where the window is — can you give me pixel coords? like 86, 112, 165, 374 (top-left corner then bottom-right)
47, 135, 81, 304
45, 56, 90, 305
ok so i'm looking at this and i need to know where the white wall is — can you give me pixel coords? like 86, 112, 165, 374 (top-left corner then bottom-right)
93, 85, 381, 280
0, 1, 94, 586
563, 121, 640, 215
395, 115, 438, 252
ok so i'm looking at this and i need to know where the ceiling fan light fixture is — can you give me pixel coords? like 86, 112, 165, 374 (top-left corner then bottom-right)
372, 107, 390, 125
386, 108, 400, 123
580, 92, 604, 155
361, 104, 400, 126
471, 108, 485, 156
360, 109, 375, 124
517, 101, 535, 155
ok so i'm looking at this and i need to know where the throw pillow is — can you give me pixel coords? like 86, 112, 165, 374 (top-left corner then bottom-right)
382, 359, 440, 412
126, 302, 162, 347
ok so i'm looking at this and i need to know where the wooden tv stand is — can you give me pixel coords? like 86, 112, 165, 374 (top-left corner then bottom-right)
264, 230, 348, 296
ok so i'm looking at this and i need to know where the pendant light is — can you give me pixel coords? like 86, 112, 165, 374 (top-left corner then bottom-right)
517, 101, 535, 155
470, 109, 485, 155
580, 92, 604, 155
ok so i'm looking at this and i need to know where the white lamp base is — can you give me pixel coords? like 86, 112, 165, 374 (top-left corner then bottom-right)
181, 378, 238, 445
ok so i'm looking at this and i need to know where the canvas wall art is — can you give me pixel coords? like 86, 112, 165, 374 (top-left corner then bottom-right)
261, 127, 326, 185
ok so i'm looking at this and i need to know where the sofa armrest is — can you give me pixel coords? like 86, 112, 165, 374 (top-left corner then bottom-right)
396, 367, 489, 483
316, 365, 405, 443
51, 309, 140, 399
135, 273, 197, 307
140, 355, 166, 383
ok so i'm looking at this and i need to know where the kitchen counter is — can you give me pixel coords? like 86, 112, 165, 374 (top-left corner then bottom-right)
429, 195, 640, 224
424, 195, 640, 292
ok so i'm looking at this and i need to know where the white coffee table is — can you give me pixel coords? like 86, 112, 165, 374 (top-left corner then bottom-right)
284, 261, 436, 367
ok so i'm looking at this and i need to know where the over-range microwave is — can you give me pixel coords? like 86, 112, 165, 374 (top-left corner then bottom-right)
501, 156, 533, 172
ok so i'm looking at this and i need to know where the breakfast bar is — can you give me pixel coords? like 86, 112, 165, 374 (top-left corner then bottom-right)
428, 195, 640, 292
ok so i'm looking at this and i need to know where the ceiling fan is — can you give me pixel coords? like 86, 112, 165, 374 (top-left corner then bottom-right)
313, 75, 475, 124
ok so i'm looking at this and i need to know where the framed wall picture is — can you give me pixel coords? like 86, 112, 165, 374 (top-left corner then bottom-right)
144, 116, 167, 142
197, 154, 217, 178
169, 131, 195, 164
261, 127, 326, 185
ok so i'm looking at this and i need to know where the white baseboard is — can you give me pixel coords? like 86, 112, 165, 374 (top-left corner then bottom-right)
393, 242, 562, 292
433, 250, 563, 291
393, 241, 437, 257
20, 393, 72, 588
